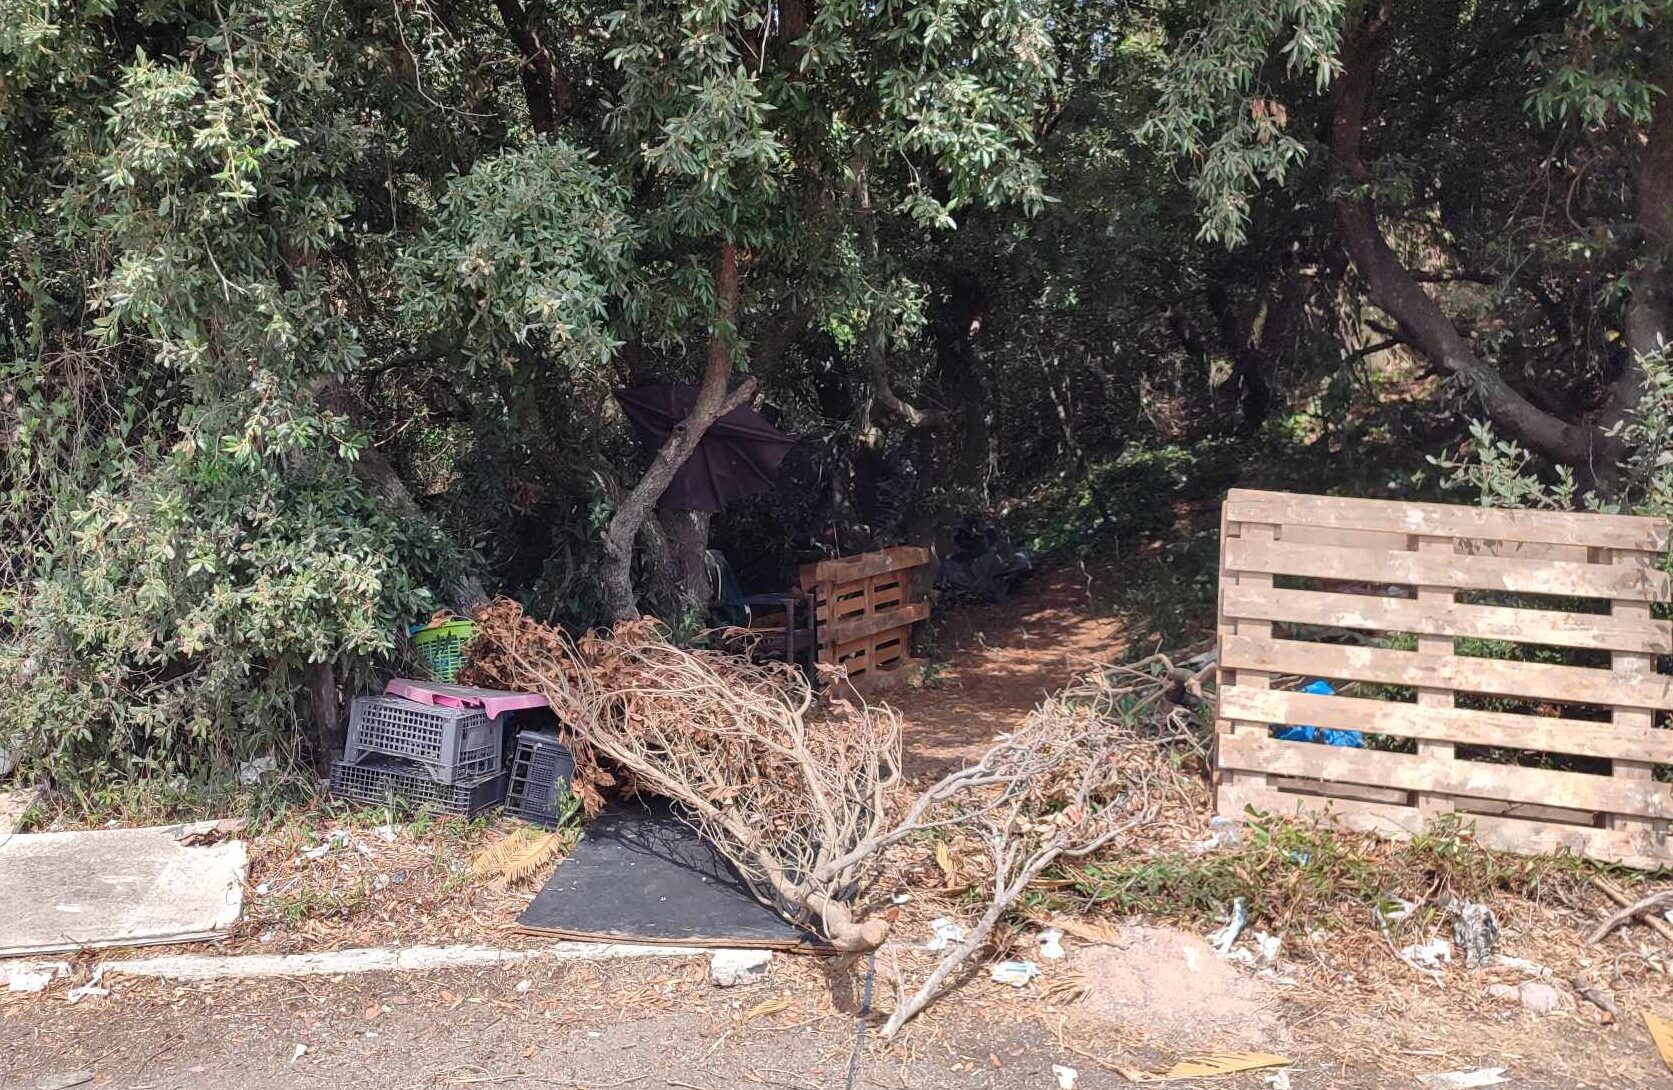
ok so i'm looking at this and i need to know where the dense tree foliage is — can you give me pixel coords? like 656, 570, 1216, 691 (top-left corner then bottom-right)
1, 0, 1669, 787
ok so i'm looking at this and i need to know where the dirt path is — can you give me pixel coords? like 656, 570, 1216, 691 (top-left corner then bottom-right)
890, 568, 1126, 777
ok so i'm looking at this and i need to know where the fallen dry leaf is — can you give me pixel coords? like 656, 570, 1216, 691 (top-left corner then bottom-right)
741, 996, 794, 1023
1645, 1012, 1673, 1074
1119, 1053, 1291, 1083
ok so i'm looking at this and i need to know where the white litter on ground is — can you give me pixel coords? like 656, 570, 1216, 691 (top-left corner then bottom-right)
709, 948, 772, 987
65, 966, 108, 1004
7, 970, 54, 993
926, 917, 966, 951
990, 960, 1040, 986
1399, 937, 1454, 971
4, 960, 68, 993
1416, 1068, 1508, 1089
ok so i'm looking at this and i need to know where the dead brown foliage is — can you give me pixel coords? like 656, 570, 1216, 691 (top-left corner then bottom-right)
467, 598, 1184, 1025
467, 598, 901, 950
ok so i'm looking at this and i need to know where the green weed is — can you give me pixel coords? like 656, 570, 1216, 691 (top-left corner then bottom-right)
1055, 811, 1611, 935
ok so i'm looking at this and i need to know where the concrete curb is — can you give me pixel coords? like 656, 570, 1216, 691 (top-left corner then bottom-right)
99, 941, 709, 982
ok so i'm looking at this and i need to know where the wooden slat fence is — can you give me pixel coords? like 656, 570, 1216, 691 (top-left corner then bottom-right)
1216, 488, 1673, 868
798, 546, 931, 692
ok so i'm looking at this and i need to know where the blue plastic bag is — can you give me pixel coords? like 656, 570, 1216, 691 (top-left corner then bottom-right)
1272, 679, 1364, 747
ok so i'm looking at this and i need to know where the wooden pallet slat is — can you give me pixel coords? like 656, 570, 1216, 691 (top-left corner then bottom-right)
1218, 784, 1669, 871
799, 546, 933, 588
1220, 688, 1673, 763
1222, 634, 1673, 710
1221, 584, 1673, 653
1224, 535, 1669, 601
1218, 732, 1673, 819
1215, 489, 1673, 869
1223, 488, 1669, 551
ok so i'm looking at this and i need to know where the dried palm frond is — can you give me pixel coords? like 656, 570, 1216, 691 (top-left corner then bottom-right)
470, 827, 569, 887
1042, 972, 1091, 1005
1032, 913, 1127, 946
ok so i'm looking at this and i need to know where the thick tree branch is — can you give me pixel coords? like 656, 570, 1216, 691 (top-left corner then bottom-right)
855, 158, 947, 430
1330, 1, 1594, 466
492, 0, 574, 135
600, 241, 750, 621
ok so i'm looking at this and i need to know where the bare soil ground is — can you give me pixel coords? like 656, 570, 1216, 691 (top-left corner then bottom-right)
889, 568, 1125, 778
6, 936, 1671, 1089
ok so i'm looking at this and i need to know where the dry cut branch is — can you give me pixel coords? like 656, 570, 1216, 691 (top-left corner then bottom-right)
879, 672, 1171, 1036
468, 599, 903, 950
469, 599, 1180, 1007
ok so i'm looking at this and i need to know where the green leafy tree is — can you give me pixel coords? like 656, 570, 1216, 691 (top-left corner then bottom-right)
1146, 0, 1673, 478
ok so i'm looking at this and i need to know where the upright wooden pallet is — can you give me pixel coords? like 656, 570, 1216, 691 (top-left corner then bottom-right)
799, 546, 932, 693
1215, 488, 1673, 869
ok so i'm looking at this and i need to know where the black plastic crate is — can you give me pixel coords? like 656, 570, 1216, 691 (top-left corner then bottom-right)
329, 752, 508, 817
504, 731, 576, 828
344, 696, 501, 783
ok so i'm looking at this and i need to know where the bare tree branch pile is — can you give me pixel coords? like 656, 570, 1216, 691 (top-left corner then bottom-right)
467, 599, 1182, 1014
467, 598, 903, 950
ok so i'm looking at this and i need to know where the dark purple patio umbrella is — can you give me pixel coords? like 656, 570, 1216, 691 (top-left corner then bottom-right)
614, 384, 795, 512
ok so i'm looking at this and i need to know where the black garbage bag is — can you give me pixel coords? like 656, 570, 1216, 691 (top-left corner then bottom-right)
937, 518, 1034, 602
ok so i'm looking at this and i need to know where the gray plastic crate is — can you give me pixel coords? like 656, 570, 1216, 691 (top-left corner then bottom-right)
345, 695, 501, 783
504, 730, 576, 828
329, 753, 508, 817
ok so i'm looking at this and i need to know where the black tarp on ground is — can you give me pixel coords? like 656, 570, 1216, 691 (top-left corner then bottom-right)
517, 799, 828, 950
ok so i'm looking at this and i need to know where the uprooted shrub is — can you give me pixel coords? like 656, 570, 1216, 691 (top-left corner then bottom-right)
468, 598, 905, 949
470, 600, 1179, 982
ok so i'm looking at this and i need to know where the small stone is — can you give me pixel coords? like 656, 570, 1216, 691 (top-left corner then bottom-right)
34, 1073, 93, 1090
1486, 983, 1519, 1001
709, 949, 772, 987
1518, 980, 1560, 1015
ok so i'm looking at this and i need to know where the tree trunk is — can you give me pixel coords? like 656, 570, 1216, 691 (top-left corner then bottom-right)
492, 0, 573, 135
600, 241, 754, 622
855, 159, 945, 430
932, 268, 990, 490
661, 509, 713, 612
306, 660, 342, 769
1618, 56, 1673, 398
1330, 2, 1595, 466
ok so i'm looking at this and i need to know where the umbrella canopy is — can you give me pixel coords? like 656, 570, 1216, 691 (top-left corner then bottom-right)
615, 384, 795, 512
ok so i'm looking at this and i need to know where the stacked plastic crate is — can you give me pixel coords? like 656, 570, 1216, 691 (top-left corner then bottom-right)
503, 730, 577, 828
328, 695, 510, 816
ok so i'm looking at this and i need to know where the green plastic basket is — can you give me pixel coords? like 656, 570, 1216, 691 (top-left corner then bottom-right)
411, 619, 478, 682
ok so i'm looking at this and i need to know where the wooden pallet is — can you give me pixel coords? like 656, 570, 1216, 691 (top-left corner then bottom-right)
1215, 488, 1673, 869
799, 546, 932, 693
